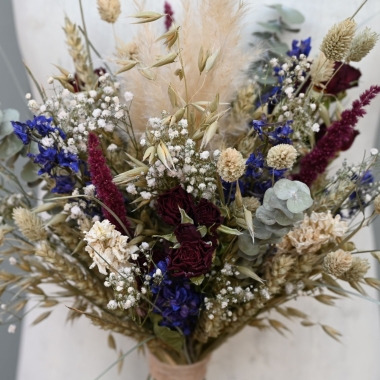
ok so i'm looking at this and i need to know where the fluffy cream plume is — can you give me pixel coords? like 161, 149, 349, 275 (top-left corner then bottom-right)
320, 18, 357, 61
266, 144, 298, 170
374, 194, 380, 214
122, 0, 258, 136
217, 148, 246, 182
277, 211, 348, 255
12, 207, 47, 242
97, 0, 121, 24
346, 27, 379, 62
340, 257, 370, 282
323, 249, 353, 277
310, 52, 335, 86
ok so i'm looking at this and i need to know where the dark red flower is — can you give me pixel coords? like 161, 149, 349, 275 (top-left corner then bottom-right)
87, 133, 130, 233
155, 185, 195, 226
324, 63, 361, 95
174, 223, 202, 243
194, 198, 223, 232
164, 2, 174, 31
168, 240, 214, 278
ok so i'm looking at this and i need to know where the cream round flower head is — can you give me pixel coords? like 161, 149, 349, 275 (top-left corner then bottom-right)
217, 148, 246, 182
374, 194, 380, 214
323, 249, 353, 277
267, 144, 298, 170
97, 0, 121, 24
340, 257, 370, 282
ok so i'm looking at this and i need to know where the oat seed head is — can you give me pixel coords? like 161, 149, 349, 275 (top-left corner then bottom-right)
346, 27, 379, 62
374, 194, 380, 214
12, 207, 47, 242
320, 18, 357, 61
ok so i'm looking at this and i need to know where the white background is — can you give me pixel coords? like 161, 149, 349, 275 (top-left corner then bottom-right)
12, 0, 380, 379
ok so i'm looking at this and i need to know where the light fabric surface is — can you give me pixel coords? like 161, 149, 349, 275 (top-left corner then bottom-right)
12, 0, 380, 379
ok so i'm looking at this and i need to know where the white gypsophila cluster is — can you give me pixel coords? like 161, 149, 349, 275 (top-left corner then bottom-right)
63, 186, 99, 229
84, 219, 138, 275
270, 55, 321, 140
26, 73, 133, 154
205, 266, 257, 323
136, 114, 219, 199
105, 269, 142, 310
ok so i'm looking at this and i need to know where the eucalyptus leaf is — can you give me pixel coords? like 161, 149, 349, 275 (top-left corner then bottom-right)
21, 160, 39, 182
257, 21, 282, 33
238, 230, 256, 255
256, 76, 279, 85
152, 316, 184, 352
0, 133, 23, 158
287, 190, 313, 213
274, 209, 293, 226
293, 180, 311, 196
256, 206, 276, 225
268, 4, 305, 24
273, 178, 298, 200
0, 109, 19, 138
269, 40, 289, 55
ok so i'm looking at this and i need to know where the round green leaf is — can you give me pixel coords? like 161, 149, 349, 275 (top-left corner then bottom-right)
294, 180, 311, 196
0, 109, 19, 138
0, 133, 23, 158
273, 178, 298, 200
21, 160, 39, 182
287, 191, 313, 213
268, 4, 305, 24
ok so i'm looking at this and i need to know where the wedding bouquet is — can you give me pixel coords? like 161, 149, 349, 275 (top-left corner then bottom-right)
1, 0, 380, 378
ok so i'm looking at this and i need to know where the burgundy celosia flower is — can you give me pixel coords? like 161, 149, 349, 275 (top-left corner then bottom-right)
164, 1, 174, 31
87, 133, 129, 233
294, 85, 380, 186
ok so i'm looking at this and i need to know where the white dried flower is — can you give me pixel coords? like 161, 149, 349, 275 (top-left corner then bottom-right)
8, 324, 16, 334
277, 211, 348, 255
323, 249, 353, 277
107, 143, 118, 152
312, 123, 320, 132
84, 220, 137, 275
266, 144, 298, 170
97, 0, 121, 24
320, 18, 357, 61
370, 148, 378, 156
217, 148, 246, 182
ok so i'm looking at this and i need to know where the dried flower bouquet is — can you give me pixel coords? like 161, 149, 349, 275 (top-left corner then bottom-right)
1, 0, 380, 377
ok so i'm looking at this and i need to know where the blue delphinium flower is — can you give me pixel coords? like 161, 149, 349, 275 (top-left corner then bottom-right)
287, 37, 312, 58
51, 175, 76, 194
222, 179, 247, 204
267, 121, 294, 145
28, 144, 79, 175
151, 260, 203, 336
12, 115, 66, 144
11, 121, 31, 145
246, 152, 264, 179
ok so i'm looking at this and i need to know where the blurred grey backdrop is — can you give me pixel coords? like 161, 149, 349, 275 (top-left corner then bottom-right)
0, 1, 31, 380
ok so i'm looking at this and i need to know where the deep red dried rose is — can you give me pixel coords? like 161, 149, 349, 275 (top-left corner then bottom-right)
194, 198, 224, 232
324, 62, 361, 95
168, 240, 214, 278
174, 223, 202, 243
155, 185, 195, 226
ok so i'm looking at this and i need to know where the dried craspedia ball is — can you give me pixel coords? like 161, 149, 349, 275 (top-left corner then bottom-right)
217, 148, 246, 182
97, 0, 121, 24
340, 256, 370, 282
374, 194, 380, 214
267, 144, 298, 170
323, 249, 353, 277
320, 18, 357, 61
